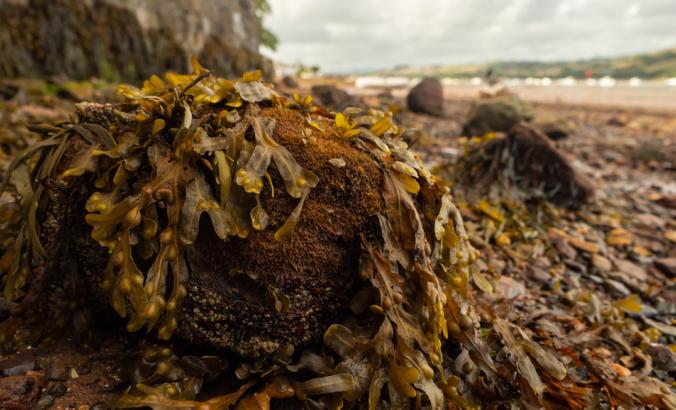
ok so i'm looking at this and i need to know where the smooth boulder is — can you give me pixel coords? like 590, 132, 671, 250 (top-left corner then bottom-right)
406, 77, 443, 116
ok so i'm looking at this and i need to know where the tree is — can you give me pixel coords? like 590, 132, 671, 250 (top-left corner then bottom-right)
255, 0, 279, 51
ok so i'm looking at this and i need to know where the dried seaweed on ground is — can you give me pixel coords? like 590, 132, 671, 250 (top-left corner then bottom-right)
0, 62, 674, 409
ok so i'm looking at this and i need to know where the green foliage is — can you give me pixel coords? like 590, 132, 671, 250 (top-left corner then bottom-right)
378, 47, 676, 79
255, 0, 278, 51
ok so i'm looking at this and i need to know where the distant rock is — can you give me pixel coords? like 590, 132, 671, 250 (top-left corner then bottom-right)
533, 112, 575, 140
406, 77, 443, 116
0, 0, 271, 80
607, 114, 629, 127
463, 95, 533, 136
462, 123, 594, 208
311, 85, 360, 110
282, 75, 299, 88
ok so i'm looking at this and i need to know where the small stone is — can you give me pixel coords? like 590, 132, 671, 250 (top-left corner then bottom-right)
605, 279, 631, 297
49, 382, 67, 397
646, 345, 676, 371
69, 368, 79, 379
528, 266, 551, 284
607, 114, 628, 127
666, 230, 676, 243
568, 237, 600, 254
592, 254, 612, 272
281, 75, 299, 88
615, 259, 648, 281
0, 355, 36, 376
328, 157, 346, 168
495, 276, 525, 299
407, 77, 444, 116
36, 394, 55, 410
587, 274, 604, 284
655, 257, 676, 277
91, 402, 108, 410
634, 213, 665, 229
44, 362, 68, 381
607, 228, 633, 247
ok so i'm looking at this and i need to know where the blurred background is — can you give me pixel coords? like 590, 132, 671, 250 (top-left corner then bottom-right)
261, 0, 676, 110
1, 0, 675, 109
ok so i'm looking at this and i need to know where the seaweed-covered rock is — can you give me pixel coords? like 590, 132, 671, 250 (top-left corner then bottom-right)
0, 0, 271, 80
533, 112, 575, 140
406, 77, 443, 116
0, 62, 484, 408
462, 95, 533, 136
458, 122, 593, 208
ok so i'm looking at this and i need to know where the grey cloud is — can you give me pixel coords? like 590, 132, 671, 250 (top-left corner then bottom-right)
263, 0, 676, 73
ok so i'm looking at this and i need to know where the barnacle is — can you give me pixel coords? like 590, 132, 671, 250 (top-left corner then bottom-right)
0, 62, 511, 409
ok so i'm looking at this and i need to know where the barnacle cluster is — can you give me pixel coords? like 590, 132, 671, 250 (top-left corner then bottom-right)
0, 60, 497, 408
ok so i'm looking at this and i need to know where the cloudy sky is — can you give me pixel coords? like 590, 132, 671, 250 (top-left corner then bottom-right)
262, 0, 676, 73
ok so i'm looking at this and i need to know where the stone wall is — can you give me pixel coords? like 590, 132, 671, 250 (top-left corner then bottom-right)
0, 0, 272, 80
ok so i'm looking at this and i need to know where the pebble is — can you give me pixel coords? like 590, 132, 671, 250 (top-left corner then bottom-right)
49, 382, 67, 397
592, 254, 612, 271
69, 368, 80, 379
646, 345, 676, 371
615, 259, 648, 281
0, 355, 35, 376
605, 279, 631, 297
36, 394, 55, 410
655, 257, 676, 277
45, 362, 68, 381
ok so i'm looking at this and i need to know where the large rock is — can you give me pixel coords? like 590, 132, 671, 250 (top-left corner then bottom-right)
459, 122, 593, 208
406, 77, 443, 116
0, 0, 271, 80
463, 95, 533, 136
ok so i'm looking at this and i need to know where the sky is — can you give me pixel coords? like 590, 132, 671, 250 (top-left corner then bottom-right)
262, 0, 676, 74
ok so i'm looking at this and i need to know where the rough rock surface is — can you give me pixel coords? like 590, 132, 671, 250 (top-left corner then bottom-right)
0, 0, 271, 80
406, 77, 443, 116
463, 95, 533, 136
